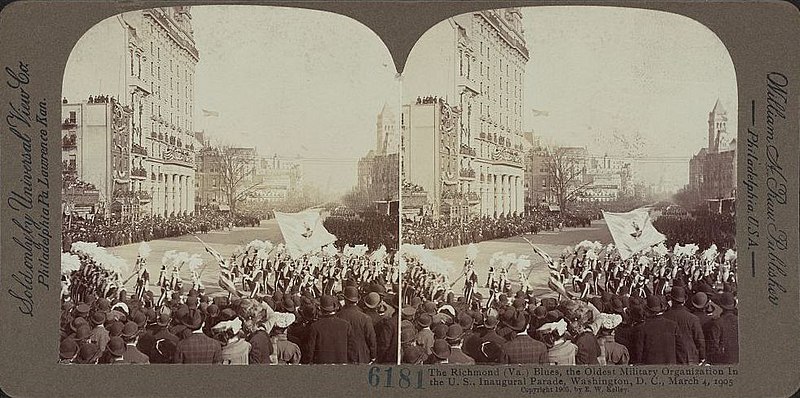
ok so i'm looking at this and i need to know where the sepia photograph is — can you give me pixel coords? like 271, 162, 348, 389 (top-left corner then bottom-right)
399, 6, 738, 367
59, 5, 401, 365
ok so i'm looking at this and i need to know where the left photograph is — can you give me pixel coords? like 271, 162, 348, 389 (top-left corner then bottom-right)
59, 6, 401, 365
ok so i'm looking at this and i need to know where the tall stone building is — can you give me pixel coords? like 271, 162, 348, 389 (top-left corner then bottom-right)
62, 7, 199, 218
358, 104, 400, 203
402, 9, 529, 218
689, 99, 737, 203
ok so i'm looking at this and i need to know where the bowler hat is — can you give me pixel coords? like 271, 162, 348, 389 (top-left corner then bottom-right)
59, 338, 78, 359
432, 323, 448, 339
416, 313, 432, 328
108, 321, 124, 337
183, 311, 203, 330
541, 298, 558, 311
75, 343, 99, 364
402, 345, 427, 364
70, 316, 88, 332
532, 306, 547, 319
74, 324, 92, 340
646, 295, 666, 313
74, 303, 90, 317
401, 306, 416, 319
206, 304, 220, 317
445, 324, 464, 342
670, 287, 688, 303
509, 312, 528, 332
515, 290, 526, 299
410, 297, 422, 308
344, 286, 360, 303
716, 292, 736, 310
133, 311, 148, 328
364, 292, 381, 309
484, 315, 499, 329
458, 314, 474, 330
300, 304, 317, 320
122, 321, 140, 338
431, 339, 451, 360
691, 292, 709, 309
156, 312, 171, 327
95, 298, 111, 312
422, 301, 437, 314
107, 337, 126, 357
319, 295, 338, 313
90, 311, 106, 326
282, 296, 296, 312
513, 298, 527, 310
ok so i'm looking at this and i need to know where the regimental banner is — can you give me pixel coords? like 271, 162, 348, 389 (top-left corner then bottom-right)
602, 209, 666, 259
274, 210, 337, 257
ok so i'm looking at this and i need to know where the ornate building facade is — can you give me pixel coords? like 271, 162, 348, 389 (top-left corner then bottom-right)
402, 9, 530, 218
358, 104, 401, 203
689, 99, 737, 201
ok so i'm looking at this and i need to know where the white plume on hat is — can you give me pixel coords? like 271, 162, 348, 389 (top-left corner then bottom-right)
137, 242, 151, 259
61, 252, 81, 275
652, 242, 669, 257
724, 249, 737, 262
162, 250, 177, 265
515, 255, 531, 274
370, 245, 388, 262
537, 318, 568, 336
187, 254, 203, 273
702, 244, 718, 262
465, 243, 479, 261
322, 243, 339, 257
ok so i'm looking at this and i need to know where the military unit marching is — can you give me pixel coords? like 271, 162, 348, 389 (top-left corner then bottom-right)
60, 232, 400, 364
399, 236, 738, 366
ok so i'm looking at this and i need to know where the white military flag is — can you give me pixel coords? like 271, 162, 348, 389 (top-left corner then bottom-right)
274, 209, 337, 258
602, 209, 665, 260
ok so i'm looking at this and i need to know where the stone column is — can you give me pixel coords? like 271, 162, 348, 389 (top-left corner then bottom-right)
501, 174, 509, 216
166, 173, 174, 216
187, 175, 194, 214
493, 174, 499, 217
518, 176, 525, 215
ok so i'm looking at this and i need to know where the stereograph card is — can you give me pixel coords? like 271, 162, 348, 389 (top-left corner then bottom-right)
0, 1, 798, 397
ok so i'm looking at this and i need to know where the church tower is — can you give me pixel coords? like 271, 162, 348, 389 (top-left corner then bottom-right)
708, 99, 729, 153
376, 103, 398, 155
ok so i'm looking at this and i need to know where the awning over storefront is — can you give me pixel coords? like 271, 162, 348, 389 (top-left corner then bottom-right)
548, 205, 561, 212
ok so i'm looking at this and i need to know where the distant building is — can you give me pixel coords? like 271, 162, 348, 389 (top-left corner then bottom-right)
358, 104, 401, 203
689, 99, 737, 201
402, 9, 530, 218
251, 155, 302, 203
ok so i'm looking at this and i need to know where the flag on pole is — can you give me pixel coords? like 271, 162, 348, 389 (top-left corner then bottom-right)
602, 209, 666, 260
274, 209, 337, 258
202, 109, 219, 117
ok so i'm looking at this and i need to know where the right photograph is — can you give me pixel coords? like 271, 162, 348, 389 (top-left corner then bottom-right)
399, 6, 738, 366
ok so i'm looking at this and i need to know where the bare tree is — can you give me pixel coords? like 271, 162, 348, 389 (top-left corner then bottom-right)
217, 145, 262, 214
544, 146, 592, 212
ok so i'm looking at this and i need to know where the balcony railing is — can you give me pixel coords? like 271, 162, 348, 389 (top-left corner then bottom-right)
62, 135, 77, 150
459, 168, 476, 179
131, 167, 147, 178
459, 145, 477, 157
131, 143, 148, 156
62, 119, 77, 129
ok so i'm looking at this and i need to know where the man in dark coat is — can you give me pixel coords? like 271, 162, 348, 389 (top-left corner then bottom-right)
174, 312, 222, 364
374, 305, 399, 364
307, 295, 356, 364
337, 286, 377, 363
635, 295, 679, 364
501, 312, 548, 364
708, 292, 738, 364
445, 324, 475, 364
663, 287, 705, 364
137, 312, 179, 363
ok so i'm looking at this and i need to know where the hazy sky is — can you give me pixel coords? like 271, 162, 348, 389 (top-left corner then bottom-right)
520, 7, 737, 187
64, 6, 400, 198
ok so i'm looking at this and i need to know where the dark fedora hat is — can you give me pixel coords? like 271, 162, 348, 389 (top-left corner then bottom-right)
484, 315, 499, 329
156, 312, 171, 327
90, 311, 106, 326
75, 343, 99, 364
611, 297, 625, 314
59, 338, 79, 360
401, 345, 427, 364
122, 321, 140, 338
401, 326, 416, 344
319, 295, 337, 313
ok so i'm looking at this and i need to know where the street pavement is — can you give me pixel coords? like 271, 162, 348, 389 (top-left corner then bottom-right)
427, 220, 613, 300
109, 219, 285, 298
